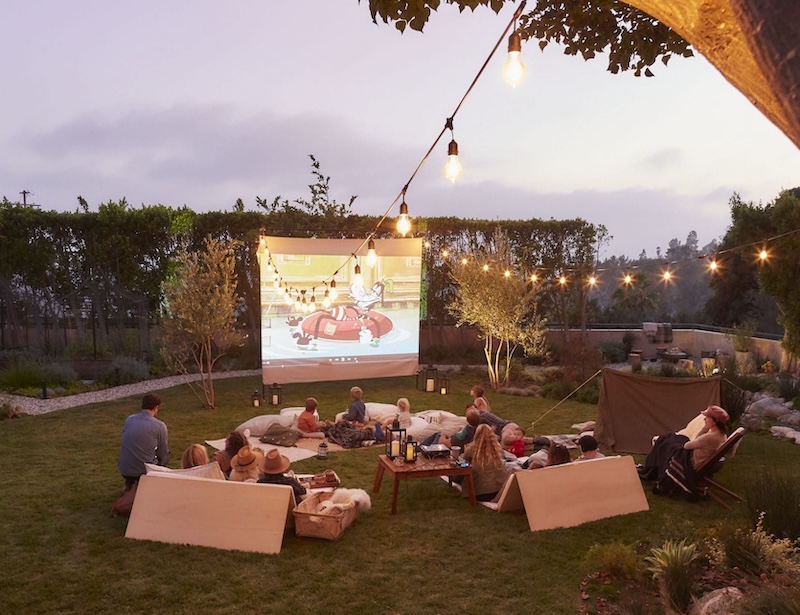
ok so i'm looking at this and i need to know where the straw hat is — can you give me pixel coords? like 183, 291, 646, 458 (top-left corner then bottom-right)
259, 448, 291, 475
702, 405, 730, 423
230, 445, 261, 471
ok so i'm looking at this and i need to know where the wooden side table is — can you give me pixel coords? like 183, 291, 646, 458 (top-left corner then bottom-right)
373, 454, 477, 514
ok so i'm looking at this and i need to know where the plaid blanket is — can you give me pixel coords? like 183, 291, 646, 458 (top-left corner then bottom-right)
326, 421, 376, 448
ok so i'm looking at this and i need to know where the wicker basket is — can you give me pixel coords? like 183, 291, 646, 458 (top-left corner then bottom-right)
293, 492, 357, 541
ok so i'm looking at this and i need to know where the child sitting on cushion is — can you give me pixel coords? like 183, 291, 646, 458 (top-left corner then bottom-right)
341, 386, 366, 424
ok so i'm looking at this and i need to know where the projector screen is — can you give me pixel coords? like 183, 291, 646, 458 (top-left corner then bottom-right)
259, 237, 422, 384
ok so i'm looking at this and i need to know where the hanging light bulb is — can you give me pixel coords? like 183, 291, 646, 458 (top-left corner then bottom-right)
367, 238, 377, 268
285, 294, 293, 306
482, 264, 489, 272
309, 291, 317, 313
442, 249, 449, 258
559, 275, 567, 286
759, 247, 769, 262
530, 273, 538, 283
444, 139, 462, 182
322, 289, 331, 308
623, 273, 633, 285
294, 294, 302, 311
354, 262, 363, 287
329, 279, 338, 301
709, 259, 719, 273
272, 278, 280, 289
461, 257, 468, 265
503, 31, 526, 88
397, 200, 411, 236
504, 269, 511, 278
266, 262, 274, 274
663, 270, 672, 282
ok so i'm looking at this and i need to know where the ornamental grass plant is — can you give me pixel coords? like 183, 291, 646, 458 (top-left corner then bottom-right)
0, 372, 795, 614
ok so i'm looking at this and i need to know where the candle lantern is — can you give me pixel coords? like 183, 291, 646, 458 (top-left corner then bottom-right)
385, 417, 406, 459
251, 390, 262, 407
404, 435, 417, 463
317, 440, 328, 460
268, 382, 282, 406
417, 364, 438, 392
439, 375, 450, 395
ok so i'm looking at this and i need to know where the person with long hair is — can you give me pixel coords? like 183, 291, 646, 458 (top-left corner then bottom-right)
181, 443, 209, 469
214, 430, 247, 478
461, 424, 513, 501
546, 442, 573, 466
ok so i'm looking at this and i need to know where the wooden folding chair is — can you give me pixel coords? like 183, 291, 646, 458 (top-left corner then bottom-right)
665, 427, 746, 509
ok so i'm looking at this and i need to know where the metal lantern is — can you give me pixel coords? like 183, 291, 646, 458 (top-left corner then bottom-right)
417, 364, 439, 392
251, 390, 262, 407
317, 440, 328, 460
439, 375, 450, 395
404, 435, 417, 463
385, 418, 406, 459
268, 382, 282, 406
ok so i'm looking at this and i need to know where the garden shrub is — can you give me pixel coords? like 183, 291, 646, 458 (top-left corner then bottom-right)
744, 470, 800, 541
740, 583, 800, 615
0, 361, 44, 390
777, 373, 800, 402
597, 340, 628, 364
575, 384, 599, 405
710, 514, 800, 578
583, 541, 640, 579
622, 332, 636, 356
645, 538, 698, 613
101, 356, 150, 386
42, 362, 78, 385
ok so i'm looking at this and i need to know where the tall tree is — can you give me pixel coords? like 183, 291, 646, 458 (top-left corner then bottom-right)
160, 236, 244, 409
448, 228, 547, 388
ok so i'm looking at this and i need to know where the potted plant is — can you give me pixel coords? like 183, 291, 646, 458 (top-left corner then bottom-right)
727, 321, 757, 373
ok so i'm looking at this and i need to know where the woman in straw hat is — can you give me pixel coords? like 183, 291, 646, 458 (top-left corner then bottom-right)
229, 445, 263, 482
257, 449, 307, 501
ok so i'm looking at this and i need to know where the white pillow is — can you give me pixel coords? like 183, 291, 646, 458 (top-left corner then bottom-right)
237, 414, 293, 436
279, 406, 316, 419
365, 402, 400, 421
145, 461, 225, 480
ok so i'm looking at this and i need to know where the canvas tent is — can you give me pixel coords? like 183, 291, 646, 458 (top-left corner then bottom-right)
594, 368, 721, 454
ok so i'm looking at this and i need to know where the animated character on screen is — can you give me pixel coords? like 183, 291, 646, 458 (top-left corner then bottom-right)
299, 279, 393, 343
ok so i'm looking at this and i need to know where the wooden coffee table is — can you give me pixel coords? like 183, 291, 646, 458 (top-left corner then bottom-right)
373, 454, 477, 514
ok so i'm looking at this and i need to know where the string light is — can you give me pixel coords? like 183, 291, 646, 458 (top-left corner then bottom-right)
759, 247, 769, 262
482, 264, 489, 272
530, 273, 538, 283
708, 259, 719, 273
623, 273, 633, 285
503, 30, 526, 87
309, 290, 317, 312
329, 279, 338, 301
397, 198, 412, 236
559, 275, 567, 286
504, 269, 511, 278
322, 289, 331, 308
367, 238, 377, 268
442, 249, 449, 257
443, 118, 462, 182
461, 257, 468, 265
588, 275, 597, 287
662, 270, 672, 282
353, 260, 363, 287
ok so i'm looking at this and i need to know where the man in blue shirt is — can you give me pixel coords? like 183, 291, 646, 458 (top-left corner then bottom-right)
118, 393, 170, 490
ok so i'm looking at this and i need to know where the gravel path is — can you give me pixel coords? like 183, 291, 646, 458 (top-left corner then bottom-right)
8, 369, 261, 416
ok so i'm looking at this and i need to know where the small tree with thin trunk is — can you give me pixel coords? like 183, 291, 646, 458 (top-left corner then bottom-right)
160, 236, 244, 408
448, 228, 548, 389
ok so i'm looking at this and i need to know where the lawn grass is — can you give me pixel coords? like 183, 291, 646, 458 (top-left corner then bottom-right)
0, 370, 791, 614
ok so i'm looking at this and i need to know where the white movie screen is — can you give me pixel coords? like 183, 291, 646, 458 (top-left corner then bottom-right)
258, 237, 422, 384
